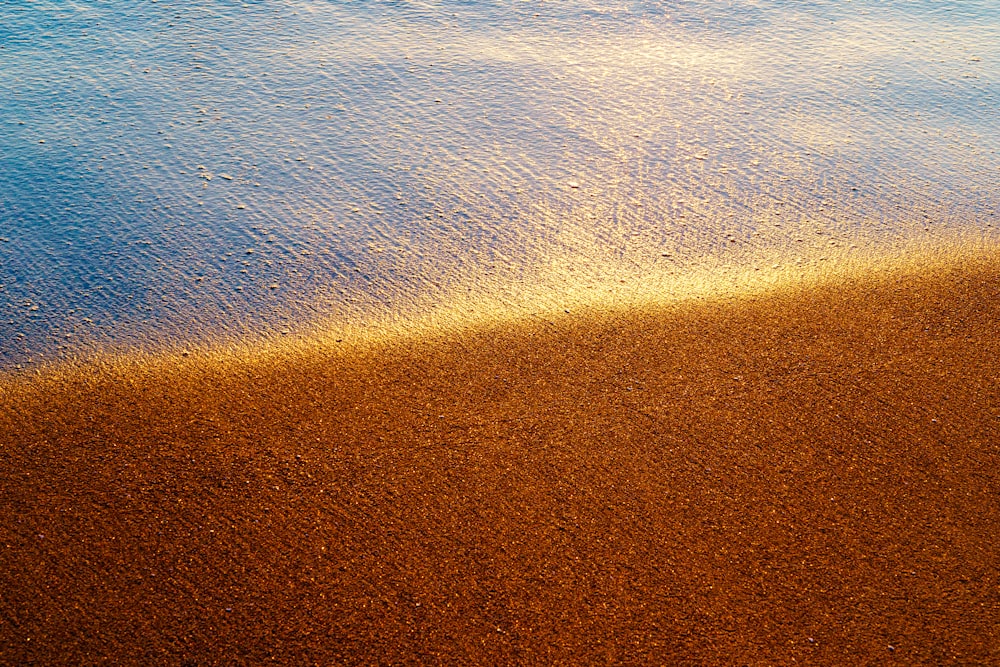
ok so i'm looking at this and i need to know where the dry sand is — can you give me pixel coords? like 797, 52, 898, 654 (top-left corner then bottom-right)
2, 251, 999, 665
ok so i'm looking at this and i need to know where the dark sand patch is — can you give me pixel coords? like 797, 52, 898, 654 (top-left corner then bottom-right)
2, 253, 999, 665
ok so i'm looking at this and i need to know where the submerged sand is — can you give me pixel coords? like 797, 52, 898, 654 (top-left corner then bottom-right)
1, 251, 999, 665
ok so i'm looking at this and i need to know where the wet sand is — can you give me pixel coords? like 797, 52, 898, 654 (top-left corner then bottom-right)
2, 251, 999, 665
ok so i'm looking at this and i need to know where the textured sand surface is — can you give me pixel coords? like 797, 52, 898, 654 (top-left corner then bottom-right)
2, 253, 999, 665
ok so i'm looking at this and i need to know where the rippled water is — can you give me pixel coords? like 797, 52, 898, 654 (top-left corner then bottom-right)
2, 0, 998, 368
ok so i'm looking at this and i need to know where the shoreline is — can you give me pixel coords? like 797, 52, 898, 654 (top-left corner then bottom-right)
4, 232, 996, 383
2, 249, 999, 664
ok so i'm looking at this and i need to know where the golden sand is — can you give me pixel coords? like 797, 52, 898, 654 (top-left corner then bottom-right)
1, 248, 998, 664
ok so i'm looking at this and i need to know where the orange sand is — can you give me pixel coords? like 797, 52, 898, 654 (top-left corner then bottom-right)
1, 253, 999, 665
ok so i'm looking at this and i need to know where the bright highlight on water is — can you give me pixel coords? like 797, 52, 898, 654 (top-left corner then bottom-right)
1, 0, 997, 368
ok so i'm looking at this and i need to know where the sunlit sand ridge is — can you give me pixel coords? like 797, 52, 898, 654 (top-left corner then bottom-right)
3, 207, 993, 377
2, 242, 998, 664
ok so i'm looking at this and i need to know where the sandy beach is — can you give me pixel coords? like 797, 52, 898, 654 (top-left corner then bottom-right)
2, 250, 998, 665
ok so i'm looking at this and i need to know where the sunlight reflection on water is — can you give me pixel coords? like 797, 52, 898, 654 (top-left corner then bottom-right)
1, 0, 997, 367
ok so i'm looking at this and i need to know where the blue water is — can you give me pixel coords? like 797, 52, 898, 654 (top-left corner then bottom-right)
1, 0, 998, 368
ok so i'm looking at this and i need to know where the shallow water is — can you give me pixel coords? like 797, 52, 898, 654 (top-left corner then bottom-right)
1, 0, 998, 368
